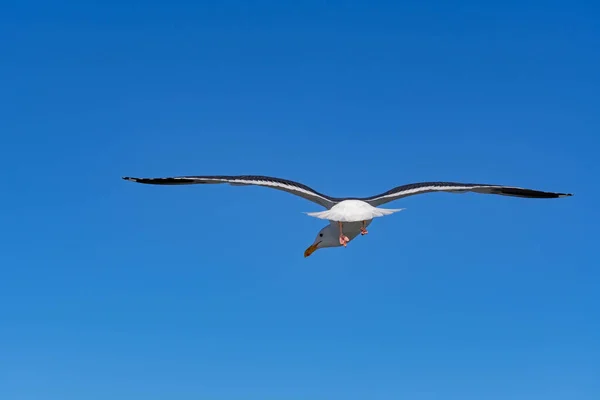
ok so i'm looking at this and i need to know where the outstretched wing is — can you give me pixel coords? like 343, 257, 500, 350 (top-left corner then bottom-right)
122, 174, 337, 209
359, 181, 573, 207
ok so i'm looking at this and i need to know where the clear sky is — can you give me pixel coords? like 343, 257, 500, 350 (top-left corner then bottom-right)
1, 1, 598, 399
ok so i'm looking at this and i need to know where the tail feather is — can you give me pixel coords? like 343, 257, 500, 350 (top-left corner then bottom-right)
304, 210, 332, 220
370, 207, 405, 217
304, 207, 405, 221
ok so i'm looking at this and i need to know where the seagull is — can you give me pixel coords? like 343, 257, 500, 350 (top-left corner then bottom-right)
122, 174, 573, 257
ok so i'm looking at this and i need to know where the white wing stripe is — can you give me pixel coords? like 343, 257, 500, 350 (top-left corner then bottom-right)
179, 177, 333, 203
371, 185, 485, 201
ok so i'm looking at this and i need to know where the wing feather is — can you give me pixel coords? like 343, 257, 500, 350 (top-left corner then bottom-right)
359, 181, 573, 207
122, 174, 337, 208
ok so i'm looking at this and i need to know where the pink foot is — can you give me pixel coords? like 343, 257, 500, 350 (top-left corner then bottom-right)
360, 227, 368, 235
339, 235, 350, 246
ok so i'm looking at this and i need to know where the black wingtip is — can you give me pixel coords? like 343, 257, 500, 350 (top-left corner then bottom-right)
494, 187, 575, 199
122, 176, 139, 182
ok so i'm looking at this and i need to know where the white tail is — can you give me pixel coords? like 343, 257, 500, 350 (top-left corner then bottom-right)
304, 207, 405, 222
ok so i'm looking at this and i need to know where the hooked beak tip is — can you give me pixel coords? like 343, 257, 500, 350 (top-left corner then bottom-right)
304, 242, 320, 258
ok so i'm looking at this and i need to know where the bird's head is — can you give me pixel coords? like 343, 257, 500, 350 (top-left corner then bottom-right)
304, 225, 340, 257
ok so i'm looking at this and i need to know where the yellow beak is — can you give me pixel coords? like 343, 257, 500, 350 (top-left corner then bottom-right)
304, 242, 320, 258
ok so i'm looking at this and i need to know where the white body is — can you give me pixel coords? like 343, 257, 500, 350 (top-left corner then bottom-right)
305, 199, 404, 222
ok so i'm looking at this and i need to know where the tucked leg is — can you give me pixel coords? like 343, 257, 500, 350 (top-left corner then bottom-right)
338, 221, 350, 246
360, 220, 368, 235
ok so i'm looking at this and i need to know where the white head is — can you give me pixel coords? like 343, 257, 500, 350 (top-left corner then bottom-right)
304, 224, 341, 257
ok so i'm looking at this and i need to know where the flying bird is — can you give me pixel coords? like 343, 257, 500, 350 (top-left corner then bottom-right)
122, 174, 572, 257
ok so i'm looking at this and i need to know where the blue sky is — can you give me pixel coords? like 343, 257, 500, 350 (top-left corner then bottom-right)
1, 1, 598, 399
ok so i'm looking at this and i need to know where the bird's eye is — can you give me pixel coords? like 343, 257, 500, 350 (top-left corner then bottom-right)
319, 233, 323, 237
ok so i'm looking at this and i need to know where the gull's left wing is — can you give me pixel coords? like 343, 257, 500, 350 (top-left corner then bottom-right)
122, 174, 337, 209
358, 181, 573, 207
